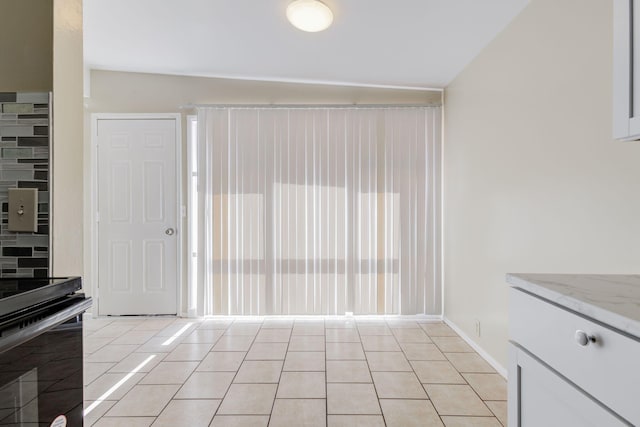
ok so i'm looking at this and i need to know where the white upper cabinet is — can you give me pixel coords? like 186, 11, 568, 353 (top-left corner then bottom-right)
614, 0, 640, 140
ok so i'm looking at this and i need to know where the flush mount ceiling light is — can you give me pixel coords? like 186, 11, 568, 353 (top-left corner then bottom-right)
286, 0, 334, 33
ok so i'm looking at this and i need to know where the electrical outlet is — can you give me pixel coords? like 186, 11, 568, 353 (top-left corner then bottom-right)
474, 319, 481, 337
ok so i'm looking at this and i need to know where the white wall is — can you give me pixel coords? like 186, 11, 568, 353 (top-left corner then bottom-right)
0, 0, 52, 91
53, 0, 84, 277
443, 0, 640, 369
85, 70, 441, 314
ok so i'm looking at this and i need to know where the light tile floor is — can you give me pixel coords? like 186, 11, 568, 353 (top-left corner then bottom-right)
83, 316, 507, 427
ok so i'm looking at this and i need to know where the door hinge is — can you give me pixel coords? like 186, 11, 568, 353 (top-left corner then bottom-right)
96, 212, 100, 222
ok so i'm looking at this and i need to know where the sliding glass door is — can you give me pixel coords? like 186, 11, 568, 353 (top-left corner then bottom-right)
196, 107, 441, 316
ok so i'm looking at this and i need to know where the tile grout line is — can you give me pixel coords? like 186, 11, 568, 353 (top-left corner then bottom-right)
423, 325, 502, 424
323, 318, 328, 427
388, 319, 445, 426
157, 322, 225, 425
87, 318, 178, 425
266, 318, 293, 425
123, 319, 196, 424
414, 327, 448, 426
85, 317, 506, 426
210, 319, 264, 420
92, 319, 205, 425
356, 319, 387, 426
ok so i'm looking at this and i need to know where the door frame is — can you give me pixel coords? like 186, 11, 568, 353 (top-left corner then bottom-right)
89, 113, 183, 317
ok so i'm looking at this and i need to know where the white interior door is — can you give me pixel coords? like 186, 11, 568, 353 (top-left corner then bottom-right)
97, 118, 178, 315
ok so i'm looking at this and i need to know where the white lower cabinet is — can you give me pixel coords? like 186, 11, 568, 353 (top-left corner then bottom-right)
508, 344, 626, 427
508, 288, 637, 426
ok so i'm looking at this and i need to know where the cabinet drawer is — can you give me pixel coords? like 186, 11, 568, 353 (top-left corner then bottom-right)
510, 288, 639, 425
508, 344, 627, 427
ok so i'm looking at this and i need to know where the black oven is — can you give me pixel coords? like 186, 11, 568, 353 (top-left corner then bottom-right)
0, 278, 91, 427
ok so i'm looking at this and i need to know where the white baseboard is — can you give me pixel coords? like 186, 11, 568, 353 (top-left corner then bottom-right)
443, 316, 508, 379
415, 314, 445, 322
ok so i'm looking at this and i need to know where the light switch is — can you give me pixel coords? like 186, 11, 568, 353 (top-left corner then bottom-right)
8, 188, 38, 232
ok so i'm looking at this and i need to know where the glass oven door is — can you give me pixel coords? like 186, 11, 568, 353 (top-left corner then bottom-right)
0, 295, 91, 427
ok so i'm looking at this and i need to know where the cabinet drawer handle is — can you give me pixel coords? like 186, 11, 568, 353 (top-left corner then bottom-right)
575, 330, 596, 346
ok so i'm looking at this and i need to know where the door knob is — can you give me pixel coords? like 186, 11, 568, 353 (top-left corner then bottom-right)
165, 228, 175, 236
575, 330, 596, 346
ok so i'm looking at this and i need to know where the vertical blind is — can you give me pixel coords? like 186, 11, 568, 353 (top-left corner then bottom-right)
196, 106, 441, 316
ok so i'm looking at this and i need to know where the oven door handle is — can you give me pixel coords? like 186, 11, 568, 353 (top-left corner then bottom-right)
0, 297, 92, 354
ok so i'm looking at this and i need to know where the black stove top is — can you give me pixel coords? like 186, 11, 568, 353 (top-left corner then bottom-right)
0, 277, 82, 318
0, 278, 67, 298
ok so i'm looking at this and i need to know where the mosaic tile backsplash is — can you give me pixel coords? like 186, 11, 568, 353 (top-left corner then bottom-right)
0, 92, 50, 278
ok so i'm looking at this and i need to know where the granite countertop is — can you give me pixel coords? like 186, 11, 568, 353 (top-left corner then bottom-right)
506, 273, 640, 339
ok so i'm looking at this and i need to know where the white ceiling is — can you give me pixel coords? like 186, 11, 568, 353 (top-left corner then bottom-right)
83, 0, 529, 89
